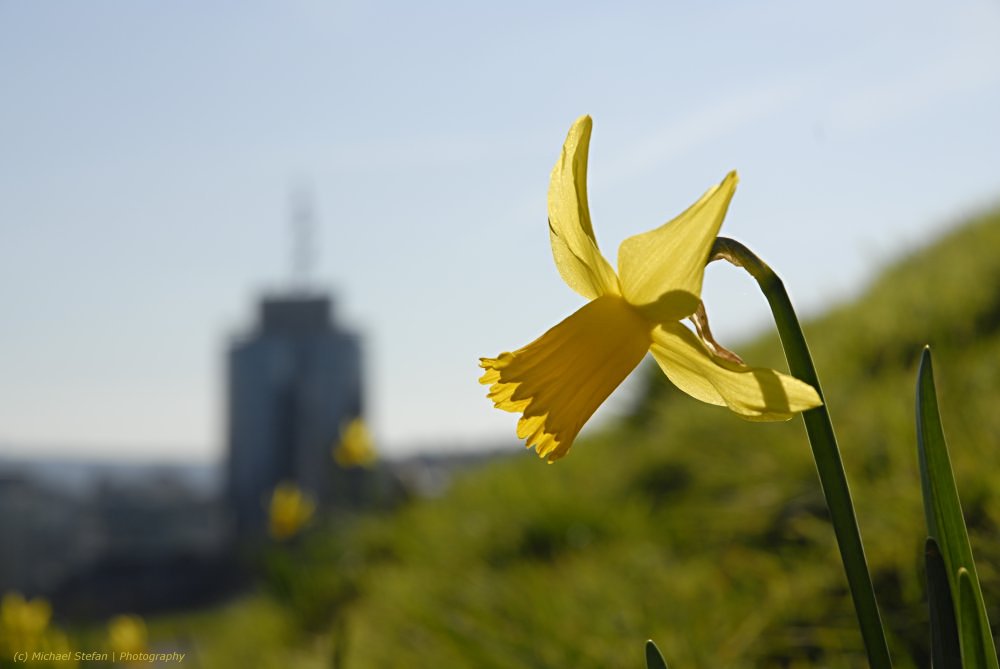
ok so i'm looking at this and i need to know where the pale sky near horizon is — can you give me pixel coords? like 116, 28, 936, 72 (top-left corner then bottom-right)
2, 1, 999, 463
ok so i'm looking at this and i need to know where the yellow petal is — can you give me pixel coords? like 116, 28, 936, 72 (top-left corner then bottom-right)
548, 115, 621, 300
479, 295, 650, 461
649, 321, 822, 420
618, 171, 738, 323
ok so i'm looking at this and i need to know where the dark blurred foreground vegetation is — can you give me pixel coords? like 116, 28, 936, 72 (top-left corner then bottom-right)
67, 211, 1000, 666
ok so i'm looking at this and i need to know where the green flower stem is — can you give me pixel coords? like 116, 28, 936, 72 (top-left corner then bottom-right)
709, 236, 893, 669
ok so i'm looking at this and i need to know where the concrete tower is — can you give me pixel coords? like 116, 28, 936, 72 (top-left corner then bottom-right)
226, 191, 363, 537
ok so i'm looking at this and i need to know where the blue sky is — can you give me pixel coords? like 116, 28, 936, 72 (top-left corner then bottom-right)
1, 1, 999, 462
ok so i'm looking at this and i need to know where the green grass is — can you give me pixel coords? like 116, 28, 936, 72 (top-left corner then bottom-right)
143, 209, 1000, 667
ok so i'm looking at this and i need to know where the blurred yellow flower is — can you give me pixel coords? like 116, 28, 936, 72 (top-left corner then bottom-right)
268, 483, 315, 540
1, 592, 51, 639
334, 417, 377, 468
0, 593, 76, 666
480, 115, 822, 462
107, 614, 147, 655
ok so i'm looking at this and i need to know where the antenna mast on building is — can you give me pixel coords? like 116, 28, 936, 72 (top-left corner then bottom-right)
290, 185, 317, 293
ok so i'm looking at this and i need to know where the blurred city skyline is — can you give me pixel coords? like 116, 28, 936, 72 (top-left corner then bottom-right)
2, 1, 1000, 462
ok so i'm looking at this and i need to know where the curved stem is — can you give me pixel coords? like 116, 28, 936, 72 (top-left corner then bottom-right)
710, 237, 893, 669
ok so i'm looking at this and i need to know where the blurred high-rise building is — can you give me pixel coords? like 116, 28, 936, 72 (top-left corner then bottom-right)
226, 294, 363, 537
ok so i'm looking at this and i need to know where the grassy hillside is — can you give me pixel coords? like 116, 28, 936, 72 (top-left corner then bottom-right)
162, 210, 1000, 668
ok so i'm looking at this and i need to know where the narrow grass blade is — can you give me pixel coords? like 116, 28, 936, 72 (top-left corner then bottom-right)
916, 348, 997, 668
960, 569, 990, 669
925, 537, 961, 669
645, 640, 669, 669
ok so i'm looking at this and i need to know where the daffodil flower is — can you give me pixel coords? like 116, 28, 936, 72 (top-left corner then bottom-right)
480, 115, 822, 462
107, 614, 148, 655
268, 483, 315, 540
334, 417, 378, 468
1, 593, 51, 638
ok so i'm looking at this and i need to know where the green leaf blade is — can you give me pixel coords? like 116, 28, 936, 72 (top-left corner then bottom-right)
925, 537, 961, 669
916, 348, 997, 668
960, 569, 991, 669
645, 640, 669, 669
